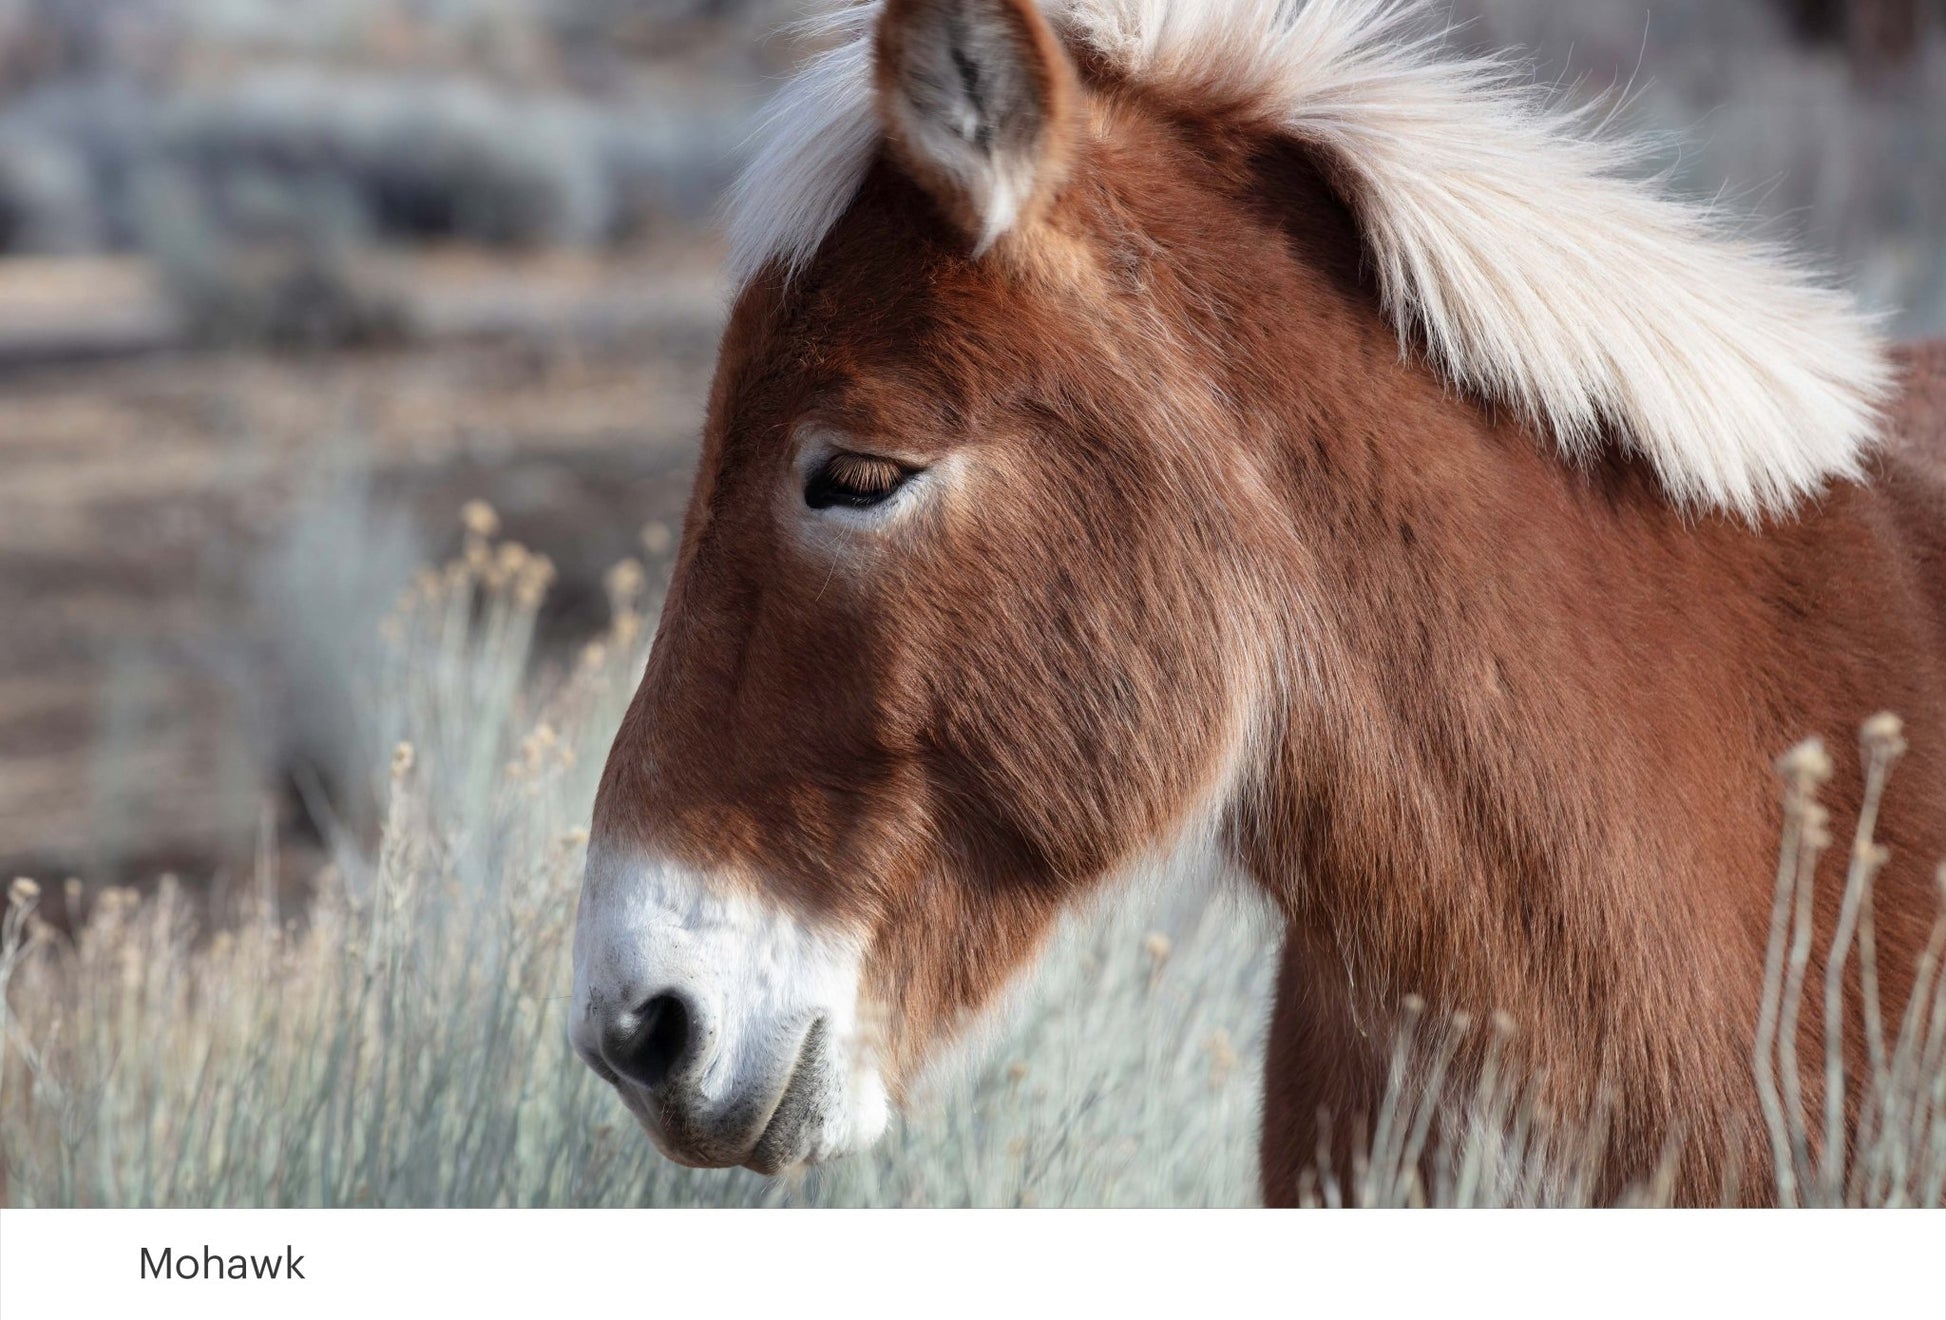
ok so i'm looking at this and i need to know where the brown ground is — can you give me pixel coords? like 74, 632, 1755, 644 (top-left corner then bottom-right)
0, 245, 725, 893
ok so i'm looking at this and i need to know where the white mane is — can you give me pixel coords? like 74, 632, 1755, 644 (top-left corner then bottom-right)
726, 0, 1893, 520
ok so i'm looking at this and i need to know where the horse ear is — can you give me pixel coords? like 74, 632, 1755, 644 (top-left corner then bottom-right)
874, 0, 1079, 255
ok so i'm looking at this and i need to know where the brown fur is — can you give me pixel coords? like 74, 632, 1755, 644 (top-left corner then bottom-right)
592, 2, 1946, 1204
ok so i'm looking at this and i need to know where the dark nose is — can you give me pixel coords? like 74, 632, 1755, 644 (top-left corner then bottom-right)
600, 993, 695, 1092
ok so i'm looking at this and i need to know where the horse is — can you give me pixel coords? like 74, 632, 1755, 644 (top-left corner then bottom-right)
570, 0, 1946, 1204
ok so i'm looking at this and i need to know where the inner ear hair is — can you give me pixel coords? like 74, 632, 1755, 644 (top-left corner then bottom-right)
875, 0, 1080, 254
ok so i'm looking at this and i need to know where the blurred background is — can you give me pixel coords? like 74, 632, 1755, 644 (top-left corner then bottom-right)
2, 0, 1943, 912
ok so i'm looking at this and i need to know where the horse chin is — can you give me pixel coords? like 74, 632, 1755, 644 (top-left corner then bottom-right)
742, 1022, 892, 1175
608, 1019, 892, 1176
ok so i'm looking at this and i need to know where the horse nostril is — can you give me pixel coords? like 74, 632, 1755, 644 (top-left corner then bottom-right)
603, 993, 693, 1092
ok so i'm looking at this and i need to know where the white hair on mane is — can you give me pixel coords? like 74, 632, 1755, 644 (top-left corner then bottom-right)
725, 0, 1892, 519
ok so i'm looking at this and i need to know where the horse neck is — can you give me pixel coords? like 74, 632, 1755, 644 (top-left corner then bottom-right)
1205, 184, 1788, 1062
1166, 135, 1944, 1197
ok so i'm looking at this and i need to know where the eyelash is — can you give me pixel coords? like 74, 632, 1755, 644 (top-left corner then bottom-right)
804, 453, 918, 511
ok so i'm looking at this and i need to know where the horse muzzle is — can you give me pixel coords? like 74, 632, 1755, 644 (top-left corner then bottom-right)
569, 847, 889, 1173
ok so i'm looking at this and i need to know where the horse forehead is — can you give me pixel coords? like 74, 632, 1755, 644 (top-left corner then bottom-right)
749, 182, 1112, 375
713, 307, 1022, 458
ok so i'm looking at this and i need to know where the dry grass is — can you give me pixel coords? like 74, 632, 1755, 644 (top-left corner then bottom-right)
1754, 722, 1946, 1206
1, 517, 1943, 1207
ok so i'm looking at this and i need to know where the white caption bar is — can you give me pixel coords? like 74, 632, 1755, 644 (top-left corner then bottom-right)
1, 1208, 1941, 1319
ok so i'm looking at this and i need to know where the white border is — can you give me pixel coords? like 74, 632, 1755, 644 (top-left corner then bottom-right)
2, 1208, 1941, 1318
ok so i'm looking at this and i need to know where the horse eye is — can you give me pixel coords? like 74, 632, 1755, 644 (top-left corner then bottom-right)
804, 453, 916, 511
